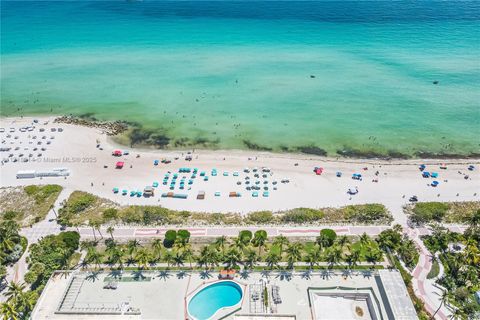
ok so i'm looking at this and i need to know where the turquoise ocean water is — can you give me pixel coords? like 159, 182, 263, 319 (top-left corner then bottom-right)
1, 1, 479, 157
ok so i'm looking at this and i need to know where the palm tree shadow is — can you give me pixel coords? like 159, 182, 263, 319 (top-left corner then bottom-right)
320, 270, 332, 280
200, 270, 212, 280
132, 270, 146, 281
108, 269, 123, 279
362, 270, 372, 279
342, 269, 352, 279
85, 271, 100, 282
240, 269, 250, 280
176, 270, 189, 279
301, 270, 312, 280
260, 270, 271, 279
276, 270, 292, 281
158, 270, 171, 281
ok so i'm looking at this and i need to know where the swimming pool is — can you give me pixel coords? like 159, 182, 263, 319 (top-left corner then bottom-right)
188, 281, 243, 320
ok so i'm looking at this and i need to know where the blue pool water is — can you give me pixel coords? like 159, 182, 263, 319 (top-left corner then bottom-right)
188, 281, 243, 319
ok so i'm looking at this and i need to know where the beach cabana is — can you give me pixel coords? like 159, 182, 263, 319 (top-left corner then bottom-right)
112, 150, 122, 157
431, 172, 439, 178
204, 176, 209, 181
263, 191, 269, 197
468, 165, 475, 171
223, 172, 229, 176
130, 191, 136, 197
336, 171, 342, 177
215, 191, 221, 197
154, 160, 159, 166
144, 186, 154, 197
112, 187, 119, 193
252, 191, 258, 197
152, 182, 159, 188
115, 161, 124, 169
419, 164, 426, 171
197, 191, 205, 200
233, 172, 239, 177
122, 189, 128, 195
352, 173, 362, 180
431, 181, 439, 187
422, 171, 430, 178
314, 167, 323, 175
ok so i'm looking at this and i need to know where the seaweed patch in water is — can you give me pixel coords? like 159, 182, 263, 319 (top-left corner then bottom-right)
242, 140, 273, 151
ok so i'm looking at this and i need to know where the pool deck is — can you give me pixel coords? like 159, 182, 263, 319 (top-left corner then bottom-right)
32, 269, 415, 320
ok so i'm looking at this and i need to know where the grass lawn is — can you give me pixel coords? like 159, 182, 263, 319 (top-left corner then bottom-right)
427, 259, 440, 279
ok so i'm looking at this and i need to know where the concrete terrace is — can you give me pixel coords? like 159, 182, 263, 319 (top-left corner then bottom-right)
32, 269, 416, 320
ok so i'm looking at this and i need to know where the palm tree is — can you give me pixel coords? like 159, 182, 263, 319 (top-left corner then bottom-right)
163, 250, 174, 269
346, 248, 360, 270
316, 233, 331, 250
365, 247, 382, 266
286, 243, 303, 269
273, 235, 289, 255
326, 245, 342, 268
449, 308, 465, 320
252, 230, 268, 255
90, 251, 103, 270
183, 247, 194, 268
152, 239, 163, 260
1, 301, 19, 320
107, 226, 115, 240
4, 281, 25, 302
305, 246, 321, 270
127, 239, 141, 260
431, 290, 450, 320
336, 235, 350, 250
244, 249, 258, 270
214, 236, 228, 255
16, 290, 35, 316
88, 220, 97, 242
224, 248, 242, 269
135, 248, 152, 269
172, 250, 186, 268
265, 250, 281, 269
359, 233, 370, 247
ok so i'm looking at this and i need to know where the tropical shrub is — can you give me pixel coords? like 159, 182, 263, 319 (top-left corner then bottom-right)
164, 230, 177, 248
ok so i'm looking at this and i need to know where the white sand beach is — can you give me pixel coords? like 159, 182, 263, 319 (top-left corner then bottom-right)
1, 116, 479, 220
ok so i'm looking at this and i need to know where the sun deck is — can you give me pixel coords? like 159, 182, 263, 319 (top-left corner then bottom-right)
32, 269, 416, 320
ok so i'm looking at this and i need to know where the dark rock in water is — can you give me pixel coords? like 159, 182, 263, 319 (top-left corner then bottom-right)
433, 80, 439, 84
310, 75, 316, 78
296, 145, 327, 156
